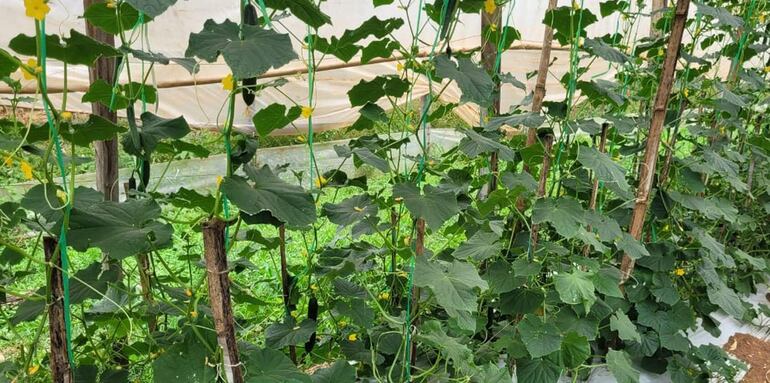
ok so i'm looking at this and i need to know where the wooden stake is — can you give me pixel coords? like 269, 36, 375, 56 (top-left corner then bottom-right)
650, 0, 669, 39
44, 237, 72, 383
529, 133, 554, 256
525, 0, 559, 153
479, 5, 502, 198
620, 0, 691, 284
202, 219, 243, 383
83, 0, 119, 202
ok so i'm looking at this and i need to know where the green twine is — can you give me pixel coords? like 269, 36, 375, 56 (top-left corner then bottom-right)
729, 0, 758, 77
403, 2, 450, 380
39, 19, 74, 367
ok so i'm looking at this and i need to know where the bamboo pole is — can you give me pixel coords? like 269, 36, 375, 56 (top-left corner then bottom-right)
13, 43, 570, 95
202, 219, 243, 383
480, 2, 503, 196
44, 237, 72, 383
620, 0, 691, 284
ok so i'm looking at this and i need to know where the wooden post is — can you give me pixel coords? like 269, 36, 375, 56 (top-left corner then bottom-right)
480, 4, 502, 197
44, 237, 72, 383
650, 0, 668, 38
620, 0, 690, 284
525, 0, 559, 154
83, 0, 119, 202
529, 133, 554, 255
202, 219, 243, 383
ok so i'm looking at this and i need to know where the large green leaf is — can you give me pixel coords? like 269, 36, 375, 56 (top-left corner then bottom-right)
253, 104, 302, 137
310, 360, 356, 383
128, 48, 199, 75
82, 80, 158, 110
606, 349, 639, 383
241, 347, 311, 383
186, 19, 296, 78
610, 310, 641, 342
321, 194, 377, 227
9, 30, 120, 66
499, 288, 545, 315
485, 112, 546, 131
153, 335, 216, 383
264, 0, 331, 28
707, 284, 746, 319
554, 270, 596, 312
125, 0, 177, 17
458, 129, 515, 161
417, 320, 474, 373
83, 2, 145, 35
452, 230, 502, 261
517, 314, 562, 358
66, 199, 173, 260
347, 76, 409, 107
265, 319, 317, 348
532, 197, 585, 238
413, 257, 488, 316
615, 233, 649, 260
516, 357, 562, 383
122, 112, 190, 159
561, 332, 590, 369
473, 363, 512, 383
583, 38, 628, 64
542, 6, 598, 45
668, 191, 737, 223
578, 146, 630, 191
694, 1, 743, 28
61, 115, 126, 146
393, 183, 459, 230
313, 17, 404, 62
689, 227, 734, 268
222, 165, 316, 227
435, 55, 494, 107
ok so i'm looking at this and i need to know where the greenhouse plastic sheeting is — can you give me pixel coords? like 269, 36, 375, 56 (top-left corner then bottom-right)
0, 0, 647, 132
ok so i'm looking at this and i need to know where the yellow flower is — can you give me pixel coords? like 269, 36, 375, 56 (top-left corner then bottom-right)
290, 310, 298, 318
3, 156, 12, 167
577, 37, 585, 48
764, 66, 770, 73
185, 289, 193, 297
221, 73, 235, 91
484, 0, 497, 14
301, 106, 314, 119
20, 161, 33, 180
27, 364, 39, 375
674, 268, 685, 277
572, 0, 580, 10
24, 0, 50, 21
760, 14, 766, 24
190, 311, 198, 318
21, 58, 41, 80
295, 135, 307, 143
394, 197, 403, 203
489, 23, 497, 32
347, 333, 358, 342
216, 175, 223, 187
657, 47, 665, 57
310, 284, 318, 292
396, 270, 408, 278
683, 88, 689, 98
106, 0, 117, 8
403, 236, 411, 246
396, 62, 405, 72
378, 292, 390, 301
60, 111, 72, 122
314, 175, 328, 188
338, 320, 347, 328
